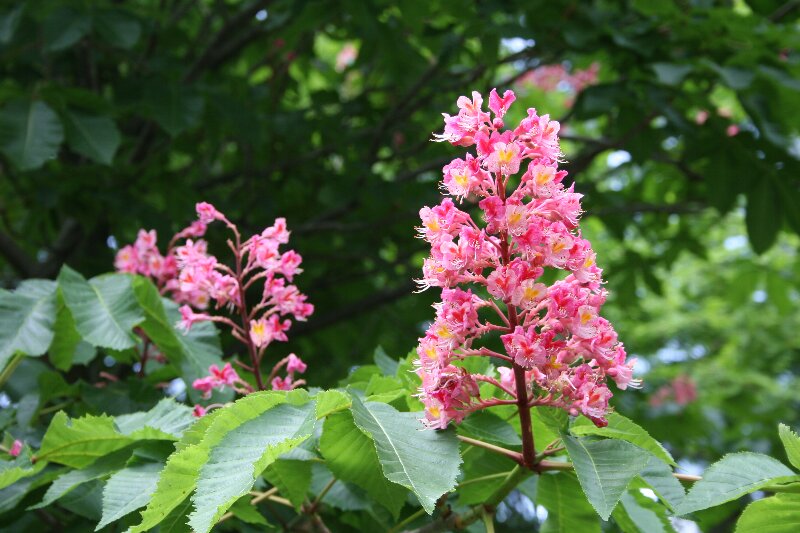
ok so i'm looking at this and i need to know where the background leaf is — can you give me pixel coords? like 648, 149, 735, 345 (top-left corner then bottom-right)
0, 100, 63, 170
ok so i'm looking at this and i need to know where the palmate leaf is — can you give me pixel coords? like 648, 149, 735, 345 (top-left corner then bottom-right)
571, 412, 676, 466
319, 411, 407, 517
96, 462, 162, 530
63, 111, 121, 165
459, 410, 523, 446
538, 472, 600, 533
675, 452, 798, 515
612, 490, 674, 533
188, 400, 317, 533
564, 436, 652, 520
0, 280, 57, 370
57, 267, 143, 350
349, 395, 461, 514
638, 456, 686, 511
735, 493, 800, 533
115, 398, 194, 440
129, 391, 300, 532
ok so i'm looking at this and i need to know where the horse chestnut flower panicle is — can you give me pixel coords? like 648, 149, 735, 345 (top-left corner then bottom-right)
416, 89, 638, 429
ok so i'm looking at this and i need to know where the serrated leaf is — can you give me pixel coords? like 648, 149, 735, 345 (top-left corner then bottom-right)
130, 392, 297, 532
459, 410, 522, 446
59, 478, 104, 520
612, 491, 674, 533
676, 453, 798, 515
0, 280, 57, 370
63, 111, 120, 165
264, 459, 312, 511
778, 424, 800, 471
48, 292, 84, 371
96, 462, 162, 530
538, 472, 600, 533
188, 400, 316, 533
0, 453, 46, 490
58, 267, 143, 350
0, 100, 64, 170
564, 436, 652, 520
30, 449, 129, 509
571, 412, 675, 466
315, 389, 351, 419
115, 398, 194, 439
319, 411, 406, 517
457, 447, 519, 506
229, 496, 269, 526
132, 277, 225, 402
736, 493, 800, 533
349, 395, 460, 514
638, 456, 686, 511
37, 412, 136, 468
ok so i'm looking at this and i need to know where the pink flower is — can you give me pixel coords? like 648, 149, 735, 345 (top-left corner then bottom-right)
726, 124, 740, 137
489, 88, 516, 118
286, 353, 307, 375
193, 405, 207, 417
271, 376, 293, 391
192, 376, 216, 399
335, 43, 358, 72
177, 305, 211, 332
196, 202, 223, 224
209, 363, 239, 386
9, 439, 22, 457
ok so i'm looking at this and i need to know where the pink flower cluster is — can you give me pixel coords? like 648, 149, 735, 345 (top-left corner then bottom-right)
192, 363, 252, 399
417, 89, 637, 429
650, 375, 697, 407
115, 223, 209, 308
269, 353, 308, 391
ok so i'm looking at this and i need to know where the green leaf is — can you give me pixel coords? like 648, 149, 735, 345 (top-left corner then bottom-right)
132, 277, 225, 401
96, 462, 162, 530
459, 410, 522, 446
0, 5, 23, 44
349, 394, 461, 514
0, 454, 46, 491
115, 398, 194, 440
564, 436, 652, 520
612, 491, 674, 533
229, 496, 270, 526
63, 111, 121, 165
538, 472, 601, 533
0, 280, 57, 370
736, 493, 800, 533
37, 403, 186, 468
746, 181, 781, 254
188, 400, 316, 533
30, 450, 129, 509
58, 267, 143, 350
778, 424, 800, 471
145, 84, 203, 137
129, 409, 226, 533
314, 389, 351, 419
457, 447, 518, 506
48, 292, 84, 371
43, 7, 91, 51
676, 453, 798, 515
319, 411, 406, 517
93, 9, 141, 49
37, 412, 134, 468
652, 63, 692, 86
373, 346, 399, 375
264, 459, 312, 511
638, 456, 686, 511
571, 412, 675, 466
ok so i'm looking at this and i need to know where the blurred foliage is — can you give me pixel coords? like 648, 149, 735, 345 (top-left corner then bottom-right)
0, 3, 799, 525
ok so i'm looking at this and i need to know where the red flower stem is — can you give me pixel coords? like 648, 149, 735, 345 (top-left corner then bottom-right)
229, 223, 265, 391
474, 375, 517, 397
497, 171, 536, 469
